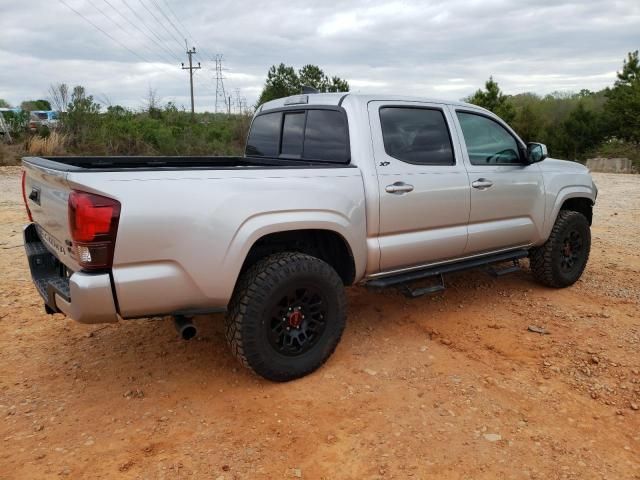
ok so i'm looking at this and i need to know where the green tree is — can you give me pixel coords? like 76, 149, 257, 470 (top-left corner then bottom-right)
561, 102, 604, 159
512, 103, 544, 143
466, 76, 515, 123
64, 86, 101, 145
20, 99, 52, 111
509, 93, 547, 142
604, 50, 640, 143
257, 64, 349, 106
257, 63, 301, 105
0, 99, 11, 108
615, 50, 639, 85
328, 76, 350, 93
298, 64, 330, 91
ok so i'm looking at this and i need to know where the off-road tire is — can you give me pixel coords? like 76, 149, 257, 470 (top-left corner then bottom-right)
225, 252, 346, 382
530, 210, 591, 288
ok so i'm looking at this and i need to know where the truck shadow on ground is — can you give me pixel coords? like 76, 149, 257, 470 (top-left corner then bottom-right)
50, 266, 541, 393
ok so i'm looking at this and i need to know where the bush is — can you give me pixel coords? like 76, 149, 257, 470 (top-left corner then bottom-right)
52, 97, 250, 157
26, 132, 68, 156
0, 143, 26, 166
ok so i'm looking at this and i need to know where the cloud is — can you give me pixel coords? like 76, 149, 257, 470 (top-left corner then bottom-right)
0, 0, 637, 110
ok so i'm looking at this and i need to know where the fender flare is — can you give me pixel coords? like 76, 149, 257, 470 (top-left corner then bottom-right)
543, 185, 595, 240
219, 210, 367, 299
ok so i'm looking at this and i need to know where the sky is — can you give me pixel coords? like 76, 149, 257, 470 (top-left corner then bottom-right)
0, 0, 638, 112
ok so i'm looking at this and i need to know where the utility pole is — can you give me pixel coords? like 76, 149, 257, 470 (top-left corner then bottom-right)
181, 45, 200, 114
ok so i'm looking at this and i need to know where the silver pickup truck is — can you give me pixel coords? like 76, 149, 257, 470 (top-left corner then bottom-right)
22, 93, 597, 381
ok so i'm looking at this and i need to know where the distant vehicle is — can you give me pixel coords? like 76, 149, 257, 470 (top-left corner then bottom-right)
21, 92, 598, 381
29, 110, 60, 131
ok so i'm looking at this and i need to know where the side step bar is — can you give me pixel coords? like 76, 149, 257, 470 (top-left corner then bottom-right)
487, 259, 522, 277
400, 274, 446, 298
366, 249, 529, 291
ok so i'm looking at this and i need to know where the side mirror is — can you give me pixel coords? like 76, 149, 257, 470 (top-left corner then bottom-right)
527, 142, 548, 163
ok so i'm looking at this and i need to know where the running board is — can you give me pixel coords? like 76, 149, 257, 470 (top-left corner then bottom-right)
366, 249, 529, 290
400, 274, 445, 298
486, 259, 522, 277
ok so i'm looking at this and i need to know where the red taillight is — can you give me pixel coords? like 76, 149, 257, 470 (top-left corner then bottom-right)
68, 191, 120, 270
21, 170, 33, 222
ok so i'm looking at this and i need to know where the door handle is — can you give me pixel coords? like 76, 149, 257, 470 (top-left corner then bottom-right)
385, 182, 414, 194
472, 178, 493, 190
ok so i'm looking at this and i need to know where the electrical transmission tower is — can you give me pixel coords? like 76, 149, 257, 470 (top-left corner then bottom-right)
234, 89, 242, 114
181, 46, 201, 114
214, 54, 227, 114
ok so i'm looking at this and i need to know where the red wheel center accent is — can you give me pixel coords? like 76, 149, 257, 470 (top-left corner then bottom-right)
288, 310, 303, 328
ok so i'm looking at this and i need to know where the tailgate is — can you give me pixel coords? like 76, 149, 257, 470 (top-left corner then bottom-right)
23, 159, 80, 271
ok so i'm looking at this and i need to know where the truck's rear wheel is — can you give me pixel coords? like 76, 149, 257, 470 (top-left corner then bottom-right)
530, 210, 591, 287
225, 252, 346, 382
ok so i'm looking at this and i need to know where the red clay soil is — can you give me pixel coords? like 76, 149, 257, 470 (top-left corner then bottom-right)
1, 166, 639, 479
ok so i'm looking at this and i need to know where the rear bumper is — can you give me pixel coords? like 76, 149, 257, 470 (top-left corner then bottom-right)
24, 223, 119, 324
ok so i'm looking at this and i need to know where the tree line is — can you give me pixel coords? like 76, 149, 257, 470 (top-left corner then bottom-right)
2, 53, 638, 165
466, 51, 639, 163
255, 53, 639, 164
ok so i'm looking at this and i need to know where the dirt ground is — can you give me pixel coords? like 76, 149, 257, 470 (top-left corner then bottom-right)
0, 166, 638, 480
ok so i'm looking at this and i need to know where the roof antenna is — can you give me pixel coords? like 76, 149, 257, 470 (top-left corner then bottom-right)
301, 86, 319, 94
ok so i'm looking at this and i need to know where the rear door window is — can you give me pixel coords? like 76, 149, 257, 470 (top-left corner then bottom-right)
379, 107, 454, 165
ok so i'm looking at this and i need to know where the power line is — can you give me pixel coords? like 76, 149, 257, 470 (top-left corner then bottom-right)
159, 0, 217, 62
148, 0, 186, 44
58, 0, 152, 64
138, 0, 184, 50
121, 0, 182, 60
101, 0, 177, 63
160, 0, 195, 44
88, 0, 170, 63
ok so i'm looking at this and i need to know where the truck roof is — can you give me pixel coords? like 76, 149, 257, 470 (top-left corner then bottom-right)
259, 92, 485, 112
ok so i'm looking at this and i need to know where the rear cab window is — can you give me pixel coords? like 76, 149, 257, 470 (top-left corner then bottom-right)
245, 112, 281, 157
246, 108, 349, 163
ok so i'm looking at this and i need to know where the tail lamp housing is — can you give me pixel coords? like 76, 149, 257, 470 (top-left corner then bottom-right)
68, 191, 120, 270
21, 170, 33, 222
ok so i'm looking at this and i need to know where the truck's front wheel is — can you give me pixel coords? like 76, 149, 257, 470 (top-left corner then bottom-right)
530, 210, 591, 288
225, 252, 346, 382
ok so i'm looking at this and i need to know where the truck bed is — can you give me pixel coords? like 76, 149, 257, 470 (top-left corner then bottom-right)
22, 151, 366, 320
25, 155, 354, 172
